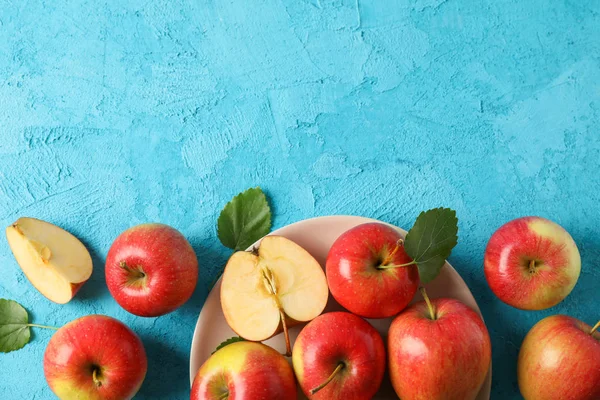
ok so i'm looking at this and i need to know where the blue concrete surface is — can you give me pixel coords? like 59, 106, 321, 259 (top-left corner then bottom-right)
0, 0, 599, 398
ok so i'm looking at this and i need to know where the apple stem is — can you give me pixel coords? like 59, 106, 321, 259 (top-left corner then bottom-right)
590, 321, 600, 335
119, 261, 145, 279
310, 362, 344, 395
528, 260, 536, 274
92, 368, 102, 387
419, 287, 436, 320
26, 323, 59, 331
279, 307, 292, 357
380, 239, 404, 266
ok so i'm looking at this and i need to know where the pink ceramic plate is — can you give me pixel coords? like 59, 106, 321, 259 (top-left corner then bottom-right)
190, 216, 492, 399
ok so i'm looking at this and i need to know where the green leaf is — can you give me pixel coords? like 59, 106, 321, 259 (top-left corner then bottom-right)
0, 299, 31, 353
404, 208, 458, 284
217, 187, 272, 251
212, 336, 246, 354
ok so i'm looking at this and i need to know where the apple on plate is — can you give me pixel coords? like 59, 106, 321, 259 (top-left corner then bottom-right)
326, 222, 419, 318
44, 315, 147, 400
5, 217, 93, 304
191, 341, 296, 400
388, 289, 491, 400
518, 315, 600, 400
220, 235, 328, 356
105, 223, 198, 317
484, 216, 581, 310
292, 311, 386, 400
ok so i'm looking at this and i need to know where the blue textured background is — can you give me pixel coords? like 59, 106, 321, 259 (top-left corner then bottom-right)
1, 0, 599, 399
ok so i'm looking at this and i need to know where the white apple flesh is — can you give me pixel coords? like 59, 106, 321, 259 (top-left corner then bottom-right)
6, 217, 93, 304
220, 235, 328, 355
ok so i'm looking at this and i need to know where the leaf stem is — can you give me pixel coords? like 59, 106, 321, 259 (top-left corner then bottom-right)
310, 363, 344, 395
419, 287, 436, 320
590, 320, 600, 335
27, 323, 59, 330
377, 260, 416, 270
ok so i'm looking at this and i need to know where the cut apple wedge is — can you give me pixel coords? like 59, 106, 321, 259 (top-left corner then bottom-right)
6, 217, 93, 304
221, 235, 328, 356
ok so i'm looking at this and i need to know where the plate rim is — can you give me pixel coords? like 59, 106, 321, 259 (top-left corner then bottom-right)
189, 215, 491, 397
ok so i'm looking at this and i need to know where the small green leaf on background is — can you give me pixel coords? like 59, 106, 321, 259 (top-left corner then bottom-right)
212, 336, 246, 354
0, 299, 31, 353
217, 187, 272, 251
404, 208, 458, 284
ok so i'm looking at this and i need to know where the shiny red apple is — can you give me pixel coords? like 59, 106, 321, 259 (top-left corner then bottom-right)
44, 315, 147, 400
292, 311, 386, 400
518, 315, 600, 400
484, 216, 580, 310
388, 291, 491, 400
191, 341, 296, 400
326, 223, 419, 318
105, 223, 198, 317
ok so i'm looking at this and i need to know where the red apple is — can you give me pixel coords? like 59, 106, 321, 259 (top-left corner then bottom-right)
388, 290, 491, 400
484, 216, 580, 310
191, 341, 296, 400
292, 311, 386, 400
326, 223, 419, 318
518, 315, 600, 400
44, 315, 147, 400
105, 223, 198, 317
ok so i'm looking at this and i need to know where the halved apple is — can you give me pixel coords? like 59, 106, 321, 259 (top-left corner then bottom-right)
221, 235, 328, 356
6, 217, 93, 304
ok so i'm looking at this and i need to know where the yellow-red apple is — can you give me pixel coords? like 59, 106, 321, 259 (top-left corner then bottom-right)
44, 315, 147, 400
484, 216, 580, 310
191, 341, 296, 400
518, 315, 600, 400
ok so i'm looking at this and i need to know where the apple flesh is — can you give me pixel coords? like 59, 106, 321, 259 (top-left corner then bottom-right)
44, 315, 147, 400
5, 217, 93, 304
518, 315, 600, 400
220, 235, 328, 356
484, 216, 581, 310
191, 341, 296, 400
105, 223, 198, 317
326, 223, 419, 318
388, 292, 491, 400
292, 311, 386, 400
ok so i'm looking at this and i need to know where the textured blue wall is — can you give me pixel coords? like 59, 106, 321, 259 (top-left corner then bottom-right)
1, 0, 599, 399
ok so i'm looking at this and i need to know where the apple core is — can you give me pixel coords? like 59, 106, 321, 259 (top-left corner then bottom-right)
260, 265, 292, 356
